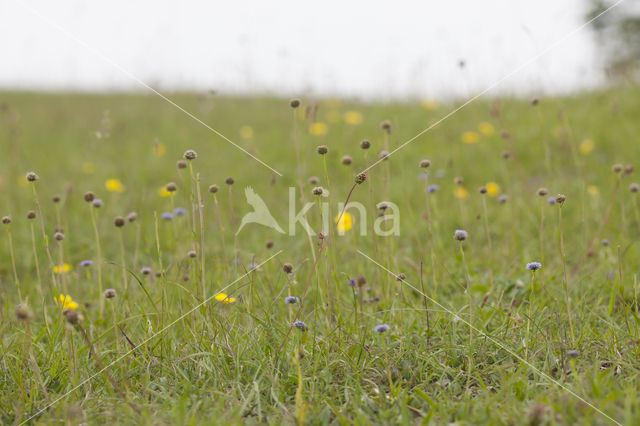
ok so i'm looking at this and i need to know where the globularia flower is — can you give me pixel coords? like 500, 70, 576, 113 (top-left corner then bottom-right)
348, 279, 356, 287
427, 184, 439, 193
374, 324, 390, 333
526, 262, 542, 271
80, 260, 93, 267
292, 321, 307, 331
454, 230, 468, 241
285, 296, 299, 304
567, 349, 579, 358
92, 198, 103, 208
161, 212, 174, 221
547, 196, 556, 205
174, 207, 187, 217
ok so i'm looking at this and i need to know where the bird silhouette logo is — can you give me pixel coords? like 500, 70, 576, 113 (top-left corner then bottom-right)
236, 187, 285, 235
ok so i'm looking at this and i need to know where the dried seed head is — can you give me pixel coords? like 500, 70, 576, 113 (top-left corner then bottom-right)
537, 187, 548, 196
104, 289, 117, 299
501, 151, 511, 159
360, 139, 371, 149
114, 216, 126, 227
184, 150, 197, 160
283, 263, 293, 274
64, 309, 79, 325
187, 250, 197, 258
630, 183, 640, 193
312, 186, 324, 196
177, 160, 188, 169
317, 145, 328, 155
265, 240, 274, 249
27, 210, 36, 220
52, 194, 61, 203
289, 98, 301, 108
396, 273, 406, 281
625, 164, 634, 175
15, 304, 31, 321
419, 159, 431, 168
225, 177, 235, 185
165, 182, 177, 192
531, 98, 539, 106
612, 163, 623, 173
454, 177, 464, 185
54, 231, 64, 241
26, 172, 39, 182
208, 184, 219, 194
380, 120, 392, 133
2, 216, 11, 225
83, 191, 95, 202
356, 275, 366, 286
556, 194, 566, 204
355, 173, 367, 184
308, 176, 320, 185
341, 155, 352, 165
127, 212, 137, 222
182, 274, 190, 282
141, 267, 152, 276
479, 186, 488, 194
500, 131, 511, 140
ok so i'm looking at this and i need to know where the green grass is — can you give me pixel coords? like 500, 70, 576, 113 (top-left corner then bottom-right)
2, 86, 640, 425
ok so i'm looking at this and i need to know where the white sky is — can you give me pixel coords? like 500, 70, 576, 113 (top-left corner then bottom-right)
0, 0, 606, 99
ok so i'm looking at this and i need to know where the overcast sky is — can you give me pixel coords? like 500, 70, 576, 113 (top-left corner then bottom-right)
0, 0, 607, 99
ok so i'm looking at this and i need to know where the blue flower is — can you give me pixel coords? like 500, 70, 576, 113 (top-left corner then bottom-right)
292, 321, 307, 331
526, 262, 542, 271
547, 196, 556, 205
92, 199, 103, 208
427, 184, 439, 193
374, 324, 390, 333
174, 207, 187, 217
285, 296, 299, 304
454, 229, 468, 241
161, 212, 174, 221
79, 260, 93, 267
348, 279, 356, 287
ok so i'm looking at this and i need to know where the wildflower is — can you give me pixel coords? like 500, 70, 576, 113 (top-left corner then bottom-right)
161, 212, 174, 221
26, 211, 36, 219
225, 177, 235, 185
187, 250, 197, 258
335, 212, 353, 232
356, 276, 367, 287
355, 173, 367, 184
526, 262, 542, 271
341, 155, 352, 165
64, 309, 79, 325
343, 111, 363, 125
587, 185, 599, 197
165, 182, 177, 193
428, 184, 439, 193
184, 150, 197, 160
2, 216, 10, 225
55, 294, 78, 310
26, 171, 39, 182
498, 194, 509, 204
266, 240, 274, 249
174, 207, 187, 217
454, 187, 470, 199
454, 230, 468, 241
92, 199, 103, 208
84, 191, 95, 202
141, 267, 152, 276
612, 164, 623, 173
80, 260, 93, 267
380, 120, 392, 134
567, 349, 579, 358
318, 231, 326, 240
285, 296, 299, 304
104, 289, 117, 299
52, 194, 61, 203
158, 187, 171, 197
308, 176, 320, 185
127, 212, 137, 223
547, 196, 556, 205
479, 186, 488, 195
630, 183, 639, 193
114, 216, 125, 227
310, 122, 328, 136
396, 273, 406, 281
177, 160, 187, 169
579, 139, 594, 155
454, 176, 464, 185
419, 159, 431, 168
53, 263, 72, 274
421, 99, 439, 110
485, 182, 500, 196
312, 186, 324, 196
374, 324, 390, 333
461, 131, 480, 144
477, 122, 494, 136
290, 98, 301, 108
282, 263, 293, 274
601, 239, 610, 246
556, 194, 566, 204
105, 178, 124, 193
360, 139, 371, 149
292, 321, 308, 331
537, 188, 548, 197
317, 145, 328, 155
215, 293, 236, 304
348, 279, 356, 287
379, 150, 390, 161
209, 184, 219, 193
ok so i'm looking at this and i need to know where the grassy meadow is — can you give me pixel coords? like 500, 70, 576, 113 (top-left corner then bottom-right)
2, 87, 640, 424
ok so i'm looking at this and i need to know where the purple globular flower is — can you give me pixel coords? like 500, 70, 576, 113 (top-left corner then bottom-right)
374, 324, 390, 333
79, 260, 93, 267
285, 296, 299, 304
292, 321, 307, 331
454, 229, 468, 241
174, 207, 187, 217
526, 262, 542, 271
348, 279, 356, 287
427, 184, 439, 193
92, 199, 103, 208
567, 349, 579, 358
547, 196, 556, 205
161, 212, 173, 221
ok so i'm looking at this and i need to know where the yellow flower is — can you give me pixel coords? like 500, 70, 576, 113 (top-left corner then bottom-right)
587, 185, 599, 196
326, 110, 341, 123
158, 186, 173, 197
55, 294, 78, 310
343, 111, 363, 125
579, 139, 595, 155
215, 293, 236, 304
421, 99, 439, 110
82, 162, 96, 174
54, 263, 72, 274
310, 122, 328, 136
455, 187, 470, 199
461, 131, 480, 144
485, 182, 501, 197
153, 143, 166, 157
239, 125, 254, 140
105, 178, 124, 193
477, 122, 494, 136
335, 212, 353, 232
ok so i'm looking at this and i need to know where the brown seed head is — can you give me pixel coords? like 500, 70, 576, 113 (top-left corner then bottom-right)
290, 98, 301, 108
83, 191, 95, 202
54, 231, 64, 241
26, 172, 39, 182
114, 216, 125, 227
380, 120, 392, 133
283, 263, 293, 274
208, 184, 219, 194
177, 160, 188, 169
317, 145, 328, 155
265, 240, 274, 249
308, 176, 320, 185
104, 289, 116, 299
312, 186, 324, 196
341, 155, 352, 165
2, 216, 11, 225
127, 212, 138, 222
165, 182, 177, 192
556, 194, 566, 204
27, 210, 36, 220
537, 187, 548, 196
419, 159, 431, 168
52, 194, 61, 203
612, 163, 623, 173
355, 173, 367, 184
454, 177, 464, 185
360, 139, 371, 149
187, 250, 197, 258
184, 150, 197, 160
64, 309, 79, 325
479, 186, 488, 194
225, 177, 235, 185
15, 304, 31, 321
630, 183, 639, 193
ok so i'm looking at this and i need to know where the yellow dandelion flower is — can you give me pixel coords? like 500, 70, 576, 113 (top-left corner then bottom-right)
485, 182, 501, 197
158, 186, 173, 197
53, 263, 72, 274
421, 99, 439, 110
478, 122, 494, 136
82, 162, 96, 174
335, 212, 353, 232
587, 185, 599, 196
343, 111, 363, 125
326, 110, 341, 124
105, 178, 124, 193
461, 131, 480, 144
55, 294, 78, 310
310, 122, 328, 136
455, 187, 470, 199
215, 293, 236, 304
239, 125, 254, 140
579, 139, 595, 155
153, 143, 166, 157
